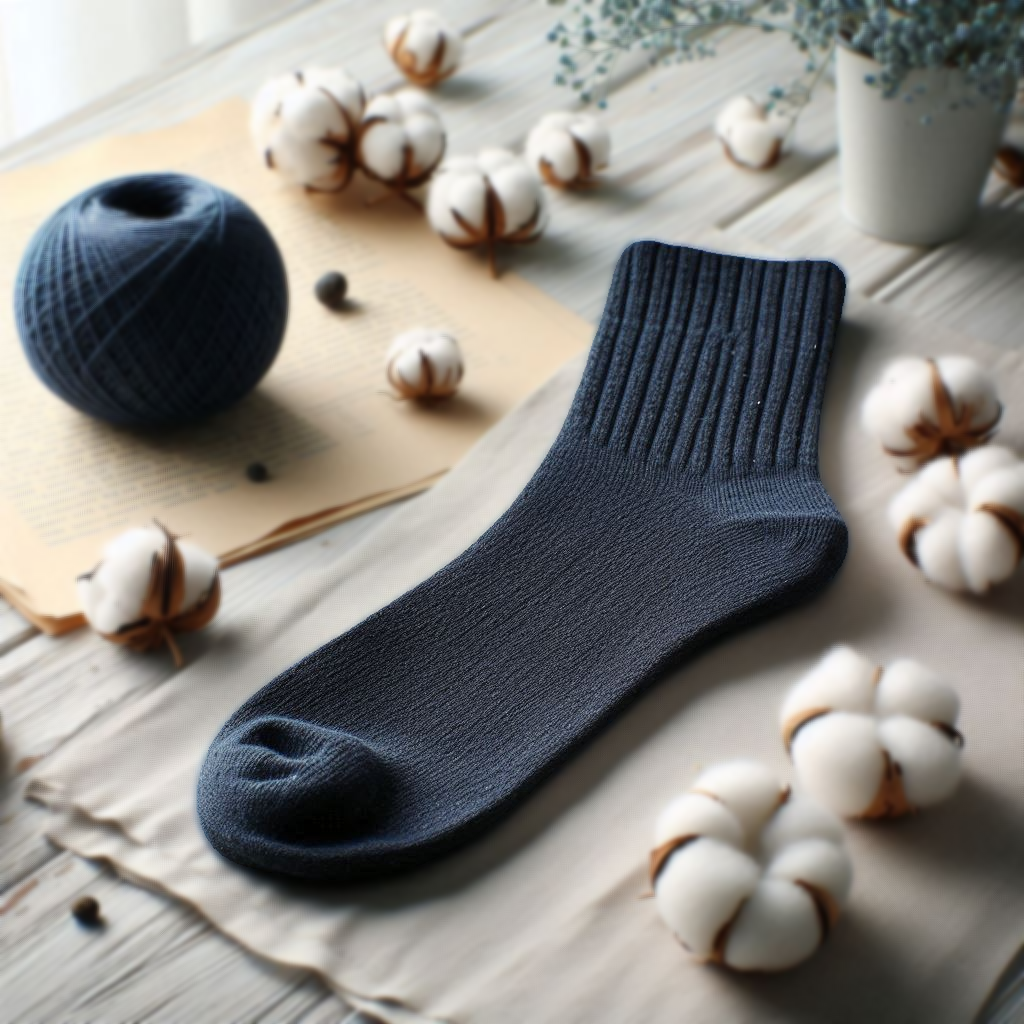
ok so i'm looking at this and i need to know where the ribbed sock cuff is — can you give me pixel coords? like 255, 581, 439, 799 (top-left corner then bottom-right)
568, 241, 846, 473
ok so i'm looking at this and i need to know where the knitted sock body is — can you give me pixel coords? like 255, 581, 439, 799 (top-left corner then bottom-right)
198, 242, 848, 882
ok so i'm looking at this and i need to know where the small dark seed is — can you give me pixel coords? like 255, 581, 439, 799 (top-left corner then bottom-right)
246, 462, 270, 483
71, 895, 101, 926
314, 271, 348, 310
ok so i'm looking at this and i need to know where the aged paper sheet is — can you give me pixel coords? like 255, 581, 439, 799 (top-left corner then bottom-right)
0, 100, 592, 630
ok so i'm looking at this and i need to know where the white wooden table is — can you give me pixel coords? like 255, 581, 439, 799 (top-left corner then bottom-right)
1, 2, 1022, 1020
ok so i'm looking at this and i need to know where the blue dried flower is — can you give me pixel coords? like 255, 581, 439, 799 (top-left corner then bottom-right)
549, 0, 1022, 109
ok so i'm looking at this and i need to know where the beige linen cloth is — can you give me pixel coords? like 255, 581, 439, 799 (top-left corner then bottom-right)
30, 292, 1024, 1024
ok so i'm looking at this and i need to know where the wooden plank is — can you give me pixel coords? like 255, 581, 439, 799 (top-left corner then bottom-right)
0, 599, 34, 658
0, 852, 356, 1023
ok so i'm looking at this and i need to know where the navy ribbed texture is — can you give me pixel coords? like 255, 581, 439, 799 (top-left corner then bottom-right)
15, 173, 288, 427
198, 241, 849, 882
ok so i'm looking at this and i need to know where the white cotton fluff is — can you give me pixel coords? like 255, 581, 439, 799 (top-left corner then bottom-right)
427, 149, 547, 275
889, 445, 1024, 593
77, 526, 218, 637
386, 328, 463, 399
250, 67, 366, 190
653, 761, 851, 972
781, 646, 963, 819
525, 111, 611, 188
385, 9, 463, 87
861, 355, 1001, 470
714, 95, 787, 170
358, 89, 445, 189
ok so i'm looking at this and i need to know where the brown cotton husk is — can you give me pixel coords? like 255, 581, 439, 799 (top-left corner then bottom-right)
885, 359, 1001, 467
388, 29, 454, 88
539, 134, 595, 189
649, 834, 700, 887
441, 182, 543, 279
859, 750, 915, 820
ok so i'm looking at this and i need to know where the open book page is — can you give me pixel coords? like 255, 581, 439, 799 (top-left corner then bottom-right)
0, 100, 592, 631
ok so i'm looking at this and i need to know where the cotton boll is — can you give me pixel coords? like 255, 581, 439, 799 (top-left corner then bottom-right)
791, 713, 886, 818
782, 648, 965, 819
862, 355, 1001, 470
358, 89, 445, 192
385, 10, 463, 87
427, 149, 546, 277
714, 96, 785, 170
690, 760, 785, 840
652, 763, 850, 971
655, 839, 760, 958
251, 67, 365, 191
386, 329, 463, 400
77, 524, 220, 667
525, 112, 611, 188
724, 880, 823, 971
890, 447, 1024, 594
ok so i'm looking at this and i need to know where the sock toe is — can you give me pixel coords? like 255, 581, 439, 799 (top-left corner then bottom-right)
198, 716, 392, 860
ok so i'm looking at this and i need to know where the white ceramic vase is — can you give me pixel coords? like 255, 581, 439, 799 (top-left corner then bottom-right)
836, 44, 1009, 246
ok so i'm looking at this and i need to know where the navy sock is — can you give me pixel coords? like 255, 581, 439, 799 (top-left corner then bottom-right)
198, 242, 848, 882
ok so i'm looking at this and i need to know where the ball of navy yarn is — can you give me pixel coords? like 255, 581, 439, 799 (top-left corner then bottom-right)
14, 173, 288, 427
